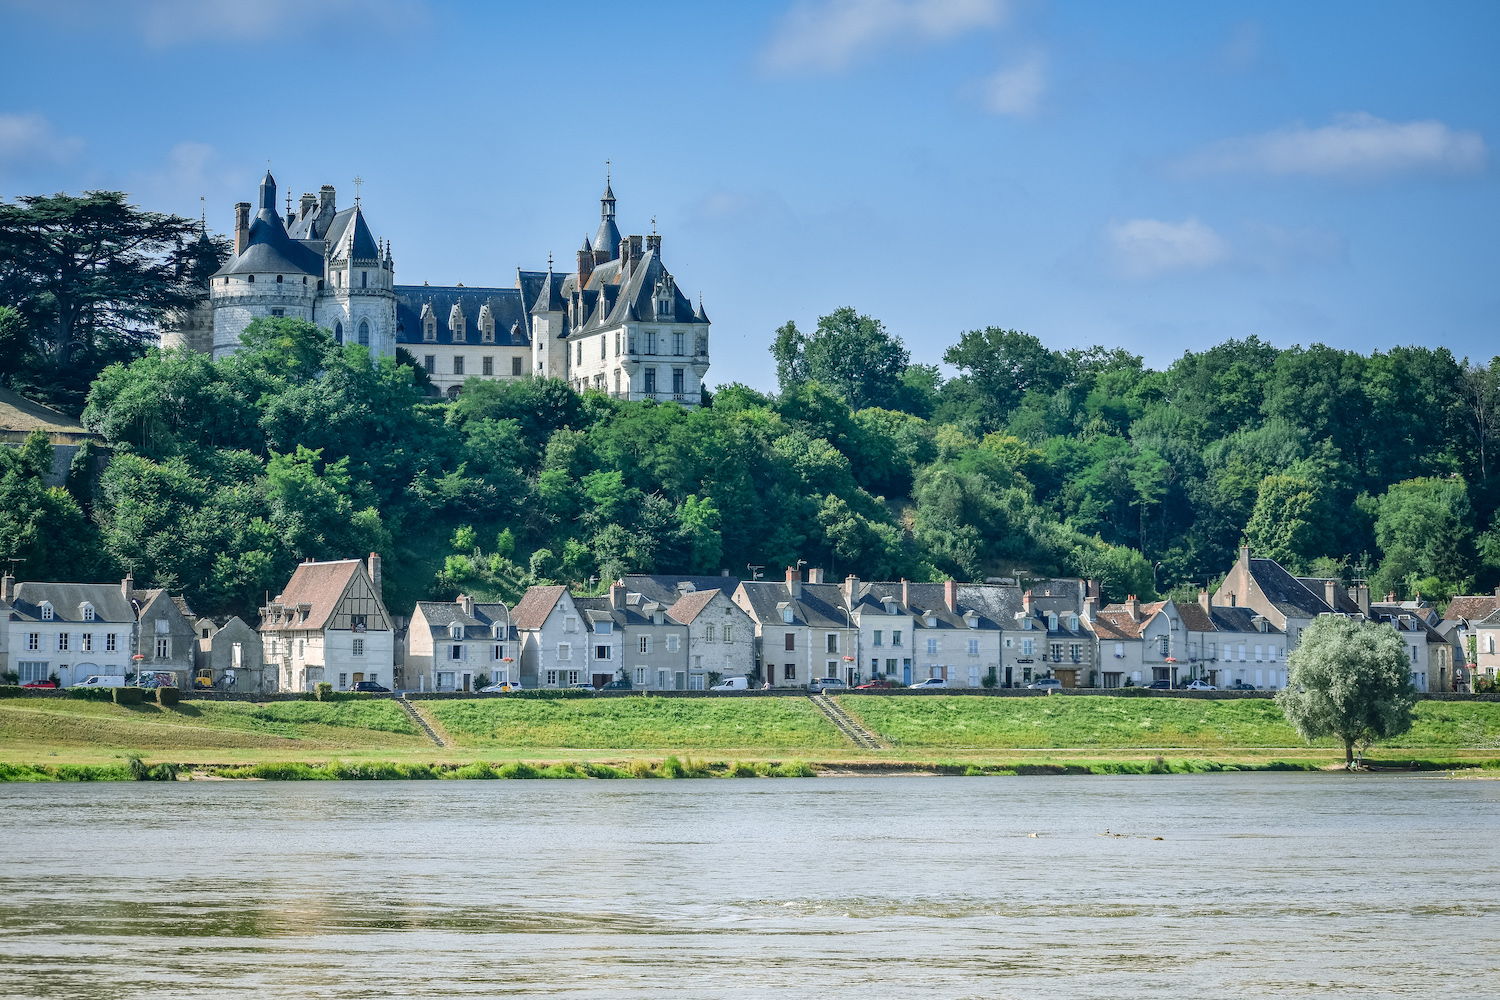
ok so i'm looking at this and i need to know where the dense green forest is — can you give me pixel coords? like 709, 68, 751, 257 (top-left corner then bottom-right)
3, 192, 1499, 621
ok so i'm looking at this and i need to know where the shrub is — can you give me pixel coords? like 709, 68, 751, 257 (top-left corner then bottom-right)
0, 686, 24, 698
1, 670, 17, 684
496, 761, 543, 778
316, 682, 334, 702
157, 686, 180, 707
68, 687, 114, 701
582, 762, 627, 778
982, 667, 998, 689
768, 760, 816, 777
113, 687, 145, 706
728, 760, 759, 778
0, 763, 55, 781
630, 758, 660, 778
147, 762, 180, 781
447, 761, 498, 779
661, 755, 688, 778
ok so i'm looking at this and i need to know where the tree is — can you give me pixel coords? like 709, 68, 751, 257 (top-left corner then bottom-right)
1242, 475, 1333, 571
0, 191, 209, 409
942, 327, 1065, 425
1276, 615, 1417, 765
769, 307, 910, 411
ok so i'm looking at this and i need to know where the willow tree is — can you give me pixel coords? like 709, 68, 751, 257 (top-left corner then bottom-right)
1276, 615, 1417, 766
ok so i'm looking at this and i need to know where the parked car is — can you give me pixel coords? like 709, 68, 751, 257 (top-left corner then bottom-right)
1229, 680, 1256, 691
1147, 679, 1173, 690
479, 681, 523, 693
566, 683, 596, 692
21, 679, 57, 689
601, 677, 632, 691
1183, 679, 1217, 691
352, 680, 390, 693
710, 676, 749, 691
76, 674, 127, 689
1026, 678, 1063, 691
855, 679, 901, 689
909, 677, 948, 689
808, 676, 849, 693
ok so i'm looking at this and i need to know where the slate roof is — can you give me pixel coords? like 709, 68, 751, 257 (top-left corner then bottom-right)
8, 582, 135, 624
330, 205, 379, 262
415, 601, 516, 640
260, 559, 362, 632
573, 249, 706, 334
736, 581, 853, 629
394, 286, 532, 347
620, 574, 741, 607
215, 172, 326, 278
1248, 559, 1331, 619
1445, 595, 1500, 622
956, 584, 1026, 626
512, 585, 567, 630
1295, 577, 1362, 614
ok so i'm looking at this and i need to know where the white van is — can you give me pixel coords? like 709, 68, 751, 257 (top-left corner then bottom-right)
77, 675, 127, 688
710, 676, 749, 691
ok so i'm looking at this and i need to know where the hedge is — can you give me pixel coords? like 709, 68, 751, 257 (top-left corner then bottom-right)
112, 687, 145, 705
157, 686, 180, 706
0, 686, 24, 699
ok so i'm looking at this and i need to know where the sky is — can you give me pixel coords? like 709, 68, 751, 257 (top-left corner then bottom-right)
1, 0, 1496, 390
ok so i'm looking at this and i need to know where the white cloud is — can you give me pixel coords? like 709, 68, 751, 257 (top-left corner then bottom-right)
0, 112, 83, 165
762, 0, 1007, 74
978, 50, 1045, 115
1179, 112, 1487, 178
1108, 217, 1230, 279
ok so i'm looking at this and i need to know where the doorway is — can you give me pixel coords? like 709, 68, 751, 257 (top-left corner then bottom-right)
592, 673, 611, 689
902, 663, 911, 685
353, 672, 365, 684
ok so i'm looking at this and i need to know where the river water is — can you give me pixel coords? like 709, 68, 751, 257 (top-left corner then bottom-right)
1, 774, 1496, 998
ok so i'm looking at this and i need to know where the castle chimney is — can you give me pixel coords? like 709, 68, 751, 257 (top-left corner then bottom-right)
808, 567, 824, 585
645, 233, 662, 256
786, 566, 802, 600
234, 202, 251, 255
610, 583, 626, 611
577, 242, 595, 288
368, 552, 382, 597
944, 579, 957, 614
618, 238, 630, 272
1, 573, 13, 604
299, 192, 316, 218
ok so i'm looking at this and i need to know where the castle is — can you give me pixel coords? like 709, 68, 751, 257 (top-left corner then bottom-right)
166, 171, 712, 404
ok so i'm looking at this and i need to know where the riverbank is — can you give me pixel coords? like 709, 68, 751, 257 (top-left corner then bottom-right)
3, 693, 1498, 778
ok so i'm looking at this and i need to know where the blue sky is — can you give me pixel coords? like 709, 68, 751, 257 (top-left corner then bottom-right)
1, 0, 1495, 390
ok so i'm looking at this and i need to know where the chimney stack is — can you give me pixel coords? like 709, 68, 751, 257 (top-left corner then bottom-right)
1125, 595, 1141, 622
1083, 593, 1098, 622
460, 594, 474, 618
1, 573, 13, 603
786, 566, 802, 600
234, 202, 251, 255
844, 574, 859, 607
1355, 583, 1369, 615
901, 578, 910, 608
645, 233, 662, 258
1199, 589, 1211, 614
1387, 591, 1397, 603
121, 571, 133, 601
1022, 589, 1033, 614
610, 583, 626, 611
944, 579, 957, 614
808, 567, 824, 585
368, 552, 382, 597
577, 244, 595, 288
299, 192, 316, 218
1324, 580, 1339, 610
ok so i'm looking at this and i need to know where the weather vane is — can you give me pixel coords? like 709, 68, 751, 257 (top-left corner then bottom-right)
353, 175, 364, 205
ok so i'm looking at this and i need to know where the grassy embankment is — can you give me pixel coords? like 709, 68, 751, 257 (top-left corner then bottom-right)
1, 693, 1497, 779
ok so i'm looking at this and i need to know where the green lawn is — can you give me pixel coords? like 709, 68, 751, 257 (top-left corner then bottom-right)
427, 696, 848, 749
836, 695, 1500, 750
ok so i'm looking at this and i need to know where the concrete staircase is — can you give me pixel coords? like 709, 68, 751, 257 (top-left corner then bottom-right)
809, 693, 886, 750
398, 696, 445, 747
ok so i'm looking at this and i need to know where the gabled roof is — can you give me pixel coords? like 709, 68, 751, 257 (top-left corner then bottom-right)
1294, 576, 1362, 614
513, 585, 568, 630
9, 582, 135, 623
620, 574, 741, 607
736, 581, 852, 629
262, 559, 362, 631
667, 589, 720, 624
1249, 559, 1331, 619
1093, 602, 1168, 640
1445, 595, 1500, 623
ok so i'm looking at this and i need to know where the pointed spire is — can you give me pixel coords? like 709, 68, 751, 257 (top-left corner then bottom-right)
581, 234, 593, 252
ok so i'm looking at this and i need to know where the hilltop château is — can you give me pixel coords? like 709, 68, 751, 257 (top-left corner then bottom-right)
165, 172, 712, 406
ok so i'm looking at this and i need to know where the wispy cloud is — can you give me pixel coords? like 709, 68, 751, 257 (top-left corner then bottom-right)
1108, 217, 1230, 279
2, 0, 425, 46
977, 49, 1045, 115
762, 0, 1007, 75
0, 112, 83, 166
1179, 112, 1487, 178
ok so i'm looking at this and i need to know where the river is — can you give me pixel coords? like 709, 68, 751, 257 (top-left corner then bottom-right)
0, 773, 1495, 997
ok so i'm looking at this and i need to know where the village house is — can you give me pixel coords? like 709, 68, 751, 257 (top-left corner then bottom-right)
733, 568, 860, 688
258, 554, 394, 692
1439, 589, 1500, 687
846, 579, 916, 686
196, 616, 269, 694
128, 578, 199, 686
406, 595, 514, 692
618, 573, 756, 686
0, 573, 137, 687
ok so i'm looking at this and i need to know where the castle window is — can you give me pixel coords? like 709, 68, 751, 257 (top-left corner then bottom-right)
673, 332, 684, 355
361, 271, 368, 289
614, 331, 620, 356
248, 274, 254, 283
335, 321, 343, 343
673, 368, 684, 394
511, 356, 522, 376
358, 319, 370, 347
644, 330, 657, 355
270, 308, 284, 317
644, 368, 657, 394
600, 335, 606, 359
613, 369, 620, 394
482, 356, 493, 376
303, 276, 308, 284
575, 341, 583, 365
276, 274, 283, 283
424, 355, 435, 373
696, 335, 706, 356
453, 356, 464, 376
424, 318, 436, 341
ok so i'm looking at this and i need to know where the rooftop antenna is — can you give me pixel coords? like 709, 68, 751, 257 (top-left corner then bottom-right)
3, 557, 24, 576
353, 175, 363, 206
747, 564, 764, 581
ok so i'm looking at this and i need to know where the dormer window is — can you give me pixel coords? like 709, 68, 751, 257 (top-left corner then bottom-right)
450, 623, 463, 640
81, 604, 95, 622
782, 607, 794, 624
595, 621, 613, 635
40, 602, 54, 621
479, 304, 495, 343
450, 304, 466, 343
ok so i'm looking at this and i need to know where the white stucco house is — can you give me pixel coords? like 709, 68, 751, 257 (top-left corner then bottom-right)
258, 554, 394, 692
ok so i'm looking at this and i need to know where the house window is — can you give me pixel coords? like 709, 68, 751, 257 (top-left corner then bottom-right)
1255, 644, 1263, 662
826, 634, 838, 654
493, 644, 503, 660
546, 670, 557, 685
826, 660, 839, 678
83, 605, 94, 622
1050, 642, 1063, 661
482, 356, 494, 376
873, 630, 883, 647
156, 637, 169, 658
595, 621, 613, 635
705, 624, 715, 642
557, 643, 571, 661
106, 633, 117, 651
449, 644, 462, 660
453, 356, 464, 376
352, 638, 365, 656
968, 639, 979, 656
424, 355, 436, 373
926, 638, 938, 655
40, 604, 53, 621
58, 633, 69, 651
785, 633, 795, 651
1022, 638, 1034, 656
667, 635, 679, 652
635, 667, 646, 685
339, 673, 347, 689
1159, 636, 1169, 656
565, 617, 577, 633
83, 634, 93, 652
595, 645, 611, 660
1070, 643, 1082, 662
782, 608, 794, 624
892, 630, 902, 647
784, 663, 796, 681
723, 625, 733, 643
1238, 643, 1247, 661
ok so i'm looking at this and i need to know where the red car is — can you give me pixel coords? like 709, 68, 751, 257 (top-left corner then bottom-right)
21, 680, 57, 689
855, 679, 901, 690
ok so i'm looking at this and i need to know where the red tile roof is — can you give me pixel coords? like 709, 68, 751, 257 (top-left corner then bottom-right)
263, 559, 361, 631
1444, 595, 1500, 622
512, 585, 567, 630
667, 588, 720, 624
